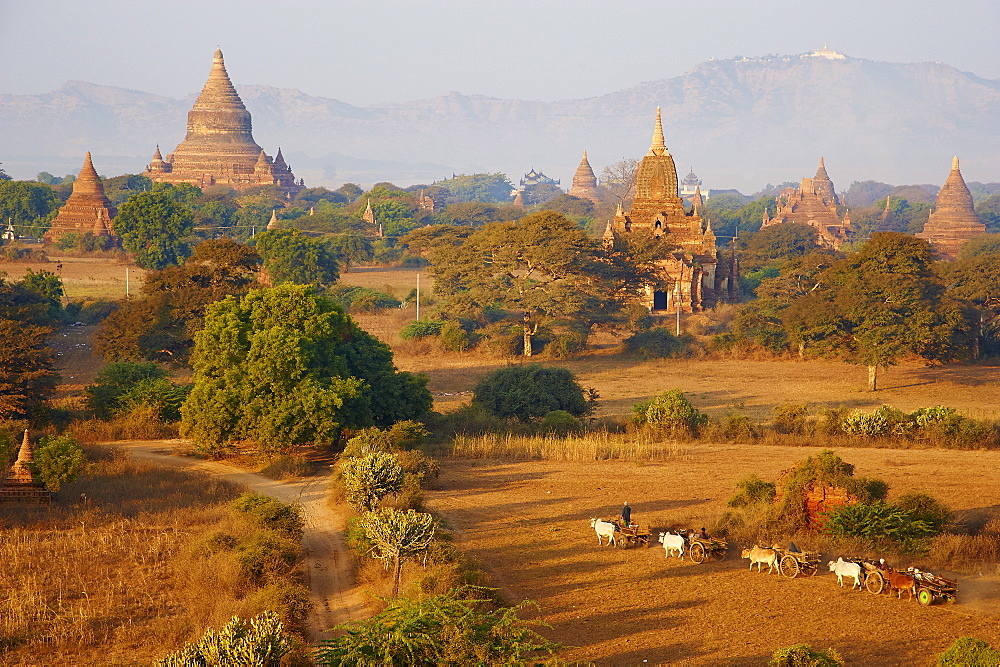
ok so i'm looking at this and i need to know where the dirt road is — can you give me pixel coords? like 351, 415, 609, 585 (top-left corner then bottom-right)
108, 440, 367, 643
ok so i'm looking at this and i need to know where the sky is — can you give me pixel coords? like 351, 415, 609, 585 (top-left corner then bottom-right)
2, 0, 999, 106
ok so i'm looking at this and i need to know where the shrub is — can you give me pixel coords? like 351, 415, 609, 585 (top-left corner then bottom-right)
117, 377, 191, 422
545, 332, 586, 359
772, 403, 808, 435
159, 611, 292, 666
895, 493, 951, 533
358, 507, 437, 596
723, 412, 758, 441
823, 501, 940, 551
399, 320, 444, 340
341, 452, 405, 512
32, 434, 85, 492
235, 533, 301, 584
84, 361, 168, 419
728, 474, 776, 508
439, 320, 471, 352
623, 327, 688, 359
313, 587, 560, 665
937, 637, 1000, 666
230, 493, 304, 538
841, 405, 910, 437
342, 427, 395, 458
632, 389, 708, 434
541, 410, 581, 436
769, 643, 842, 666
473, 365, 591, 423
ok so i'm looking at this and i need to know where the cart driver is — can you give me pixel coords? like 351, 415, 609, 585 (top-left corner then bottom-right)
621, 502, 632, 526
697, 527, 709, 540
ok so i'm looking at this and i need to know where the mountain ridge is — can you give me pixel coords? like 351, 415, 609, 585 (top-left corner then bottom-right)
2, 50, 998, 192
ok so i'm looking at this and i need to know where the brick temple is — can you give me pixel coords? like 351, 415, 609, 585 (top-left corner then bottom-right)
917, 156, 986, 260
43, 152, 117, 243
603, 108, 736, 313
762, 158, 852, 249
568, 151, 600, 204
144, 49, 303, 197
0, 430, 51, 503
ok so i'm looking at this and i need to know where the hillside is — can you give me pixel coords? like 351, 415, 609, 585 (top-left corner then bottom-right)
2, 50, 999, 191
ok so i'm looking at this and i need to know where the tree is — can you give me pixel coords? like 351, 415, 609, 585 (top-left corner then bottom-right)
631, 389, 708, 433
599, 158, 638, 208
181, 284, 431, 452
94, 239, 261, 362
254, 229, 340, 288
31, 435, 85, 492
473, 365, 591, 422
314, 587, 559, 664
0, 163, 10, 181
738, 223, 822, 271
784, 233, 975, 390
359, 508, 436, 596
341, 452, 404, 512
113, 189, 194, 269
0, 319, 57, 418
84, 361, 167, 418
0, 180, 59, 234
432, 173, 514, 204
100, 174, 152, 206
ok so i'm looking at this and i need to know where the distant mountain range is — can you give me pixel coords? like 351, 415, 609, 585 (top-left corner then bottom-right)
2, 49, 999, 193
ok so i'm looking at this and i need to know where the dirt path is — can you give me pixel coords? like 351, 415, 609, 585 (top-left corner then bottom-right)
107, 440, 367, 643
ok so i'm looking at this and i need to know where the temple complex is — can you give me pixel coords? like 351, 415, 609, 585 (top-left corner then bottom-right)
680, 168, 710, 202
43, 152, 117, 243
762, 158, 851, 249
917, 157, 986, 260
144, 49, 303, 197
568, 151, 600, 204
603, 108, 736, 313
0, 430, 51, 503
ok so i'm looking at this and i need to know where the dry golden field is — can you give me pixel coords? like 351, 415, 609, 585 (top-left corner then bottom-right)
0, 255, 145, 300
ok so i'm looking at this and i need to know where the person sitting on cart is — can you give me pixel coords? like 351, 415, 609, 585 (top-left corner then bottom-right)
621, 502, 632, 526
697, 527, 709, 540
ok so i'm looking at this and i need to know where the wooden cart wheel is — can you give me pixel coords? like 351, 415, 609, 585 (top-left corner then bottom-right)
866, 571, 885, 594
616, 536, 630, 549
690, 542, 706, 564
779, 556, 801, 578
714, 547, 727, 562
917, 588, 934, 606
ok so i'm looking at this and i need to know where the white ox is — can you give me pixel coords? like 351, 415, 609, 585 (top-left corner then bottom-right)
658, 532, 685, 559
828, 557, 862, 588
590, 518, 618, 546
741, 545, 778, 573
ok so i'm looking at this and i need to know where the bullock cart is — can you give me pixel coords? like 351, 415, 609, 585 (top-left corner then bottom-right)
608, 518, 652, 548
772, 546, 821, 578
907, 568, 958, 605
685, 535, 728, 563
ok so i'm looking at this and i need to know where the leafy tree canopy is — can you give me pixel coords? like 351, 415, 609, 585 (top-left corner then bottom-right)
181, 284, 431, 452
253, 229, 339, 288
100, 174, 152, 206
473, 364, 591, 422
113, 188, 194, 269
0, 180, 59, 232
432, 173, 514, 204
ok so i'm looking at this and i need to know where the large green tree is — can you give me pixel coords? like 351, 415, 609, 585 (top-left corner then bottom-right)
253, 229, 340, 288
783, 233, 974, 390
112, 189, 194, 269
181, 284, 430, 452
0, 180, 59, 236
431, 173, 513, 203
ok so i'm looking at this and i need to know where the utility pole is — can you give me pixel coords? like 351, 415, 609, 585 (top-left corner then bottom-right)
415, 273, 420, 321
125, 267, 129, 297
675, 264, 682, 336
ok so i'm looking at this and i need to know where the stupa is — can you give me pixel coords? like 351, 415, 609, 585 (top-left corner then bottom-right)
917, 157, 986, 260
568, 151, 600, 204
603, 108, 736, 312
0, 430, 51, 503
762, 158, 851, 249
43, 152, 117, 243
144, 49, 303, 197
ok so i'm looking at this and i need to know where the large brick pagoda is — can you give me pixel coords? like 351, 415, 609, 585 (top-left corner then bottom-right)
144, 49, 302, 197
917, 157, 986, 260
762, 157, 851, 249
603, 108, 736, 313
43, 152, 117, 243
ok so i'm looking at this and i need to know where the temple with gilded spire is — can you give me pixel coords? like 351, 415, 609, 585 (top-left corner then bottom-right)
603, 108, 736, 313
568, 151, 600, 204
762, 157, 851, 249
917, 157, 986, 259
43, 152, 118, 244
144, 49, 303, 197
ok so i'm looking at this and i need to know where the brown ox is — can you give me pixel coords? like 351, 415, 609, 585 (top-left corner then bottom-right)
741, 545, 778, 573
887, 568, 916, 600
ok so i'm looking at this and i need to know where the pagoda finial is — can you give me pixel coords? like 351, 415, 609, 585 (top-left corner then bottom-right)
214, 48, 224, 63
952, 155, 960, 171
648, 107, 667, 156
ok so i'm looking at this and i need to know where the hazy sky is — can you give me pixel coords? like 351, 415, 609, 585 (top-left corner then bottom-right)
2, 0, 999, 105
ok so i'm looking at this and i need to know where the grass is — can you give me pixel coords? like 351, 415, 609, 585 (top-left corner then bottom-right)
0, 446, 309, 664
0, 256, 146, 300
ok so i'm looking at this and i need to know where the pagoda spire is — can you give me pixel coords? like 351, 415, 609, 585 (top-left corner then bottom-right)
815, 156, 830, 180
266, 209, 279, 231
647, 107, 668, 156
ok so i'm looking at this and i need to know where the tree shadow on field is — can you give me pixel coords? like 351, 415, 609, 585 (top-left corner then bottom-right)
901, 363, 1000, 388
436, 464, 550, 492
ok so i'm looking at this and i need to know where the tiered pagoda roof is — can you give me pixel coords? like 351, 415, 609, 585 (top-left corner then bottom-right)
917, 157, 986, 259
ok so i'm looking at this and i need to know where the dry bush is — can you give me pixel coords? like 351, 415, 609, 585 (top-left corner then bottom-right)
0, 447, 308, 664
67, 406, 178, 442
